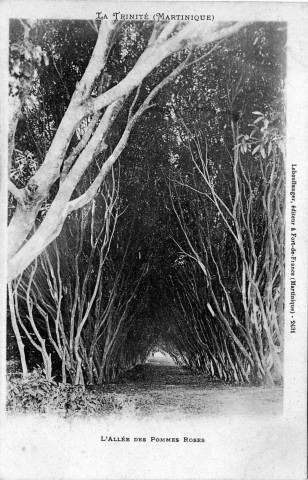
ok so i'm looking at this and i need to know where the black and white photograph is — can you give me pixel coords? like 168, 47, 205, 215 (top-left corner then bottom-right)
0, 2, 307, 479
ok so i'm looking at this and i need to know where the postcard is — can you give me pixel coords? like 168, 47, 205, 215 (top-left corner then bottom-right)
0, 1, 307, 479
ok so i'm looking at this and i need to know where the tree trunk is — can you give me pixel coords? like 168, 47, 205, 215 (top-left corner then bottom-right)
8, 283, 28, 377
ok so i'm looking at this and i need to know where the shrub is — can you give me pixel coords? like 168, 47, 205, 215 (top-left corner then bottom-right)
7, 367, 136, 416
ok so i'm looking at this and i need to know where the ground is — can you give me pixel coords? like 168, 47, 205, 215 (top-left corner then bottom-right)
91, 354, 283, 418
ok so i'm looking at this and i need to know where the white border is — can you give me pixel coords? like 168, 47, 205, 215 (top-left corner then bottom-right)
0, 3, 307, 479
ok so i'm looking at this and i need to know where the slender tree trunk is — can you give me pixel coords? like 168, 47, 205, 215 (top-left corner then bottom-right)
8, 283, 28, 377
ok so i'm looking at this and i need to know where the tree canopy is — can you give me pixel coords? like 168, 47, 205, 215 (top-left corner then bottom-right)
8, 19, 286, 387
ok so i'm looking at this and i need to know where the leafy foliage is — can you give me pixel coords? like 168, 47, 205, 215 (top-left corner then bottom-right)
10, 149, 38, 187
9, 20, 49, 104
238, 110, 285, 157
7, 367, 136, 416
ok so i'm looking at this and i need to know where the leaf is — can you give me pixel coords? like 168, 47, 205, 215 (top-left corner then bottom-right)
277, 139, 285, 152
252, 111, 263, 116
252, 145, 260, 155
260, 147, 266, 159
254, 116, 264, 124
10, 44, 21, 51
25, 96, 35, 109
35, 389, 46, 396
11, 63, 21, 75
43, 52, 49, 66
23, 64, 32, 78
10, 86, 19, 96
24, 49, 32, 61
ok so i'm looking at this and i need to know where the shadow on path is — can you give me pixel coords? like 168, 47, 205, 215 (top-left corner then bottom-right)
95, 362, 283, 418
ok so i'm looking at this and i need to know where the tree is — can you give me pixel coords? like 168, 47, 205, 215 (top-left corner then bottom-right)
163, 24, 286, 385
9, 166, 154, 385
170, 108, 285, 386
8, 19, 249, 281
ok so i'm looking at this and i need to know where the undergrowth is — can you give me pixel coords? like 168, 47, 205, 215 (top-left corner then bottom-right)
7, 367, 136, 417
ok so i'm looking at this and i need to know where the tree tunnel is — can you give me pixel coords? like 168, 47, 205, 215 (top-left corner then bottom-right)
8, 20, 286, 388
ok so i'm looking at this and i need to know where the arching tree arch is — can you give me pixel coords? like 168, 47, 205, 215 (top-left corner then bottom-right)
7, 20, 286, 389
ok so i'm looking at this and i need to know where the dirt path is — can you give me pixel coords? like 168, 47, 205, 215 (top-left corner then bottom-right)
95, 358, 283, 418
